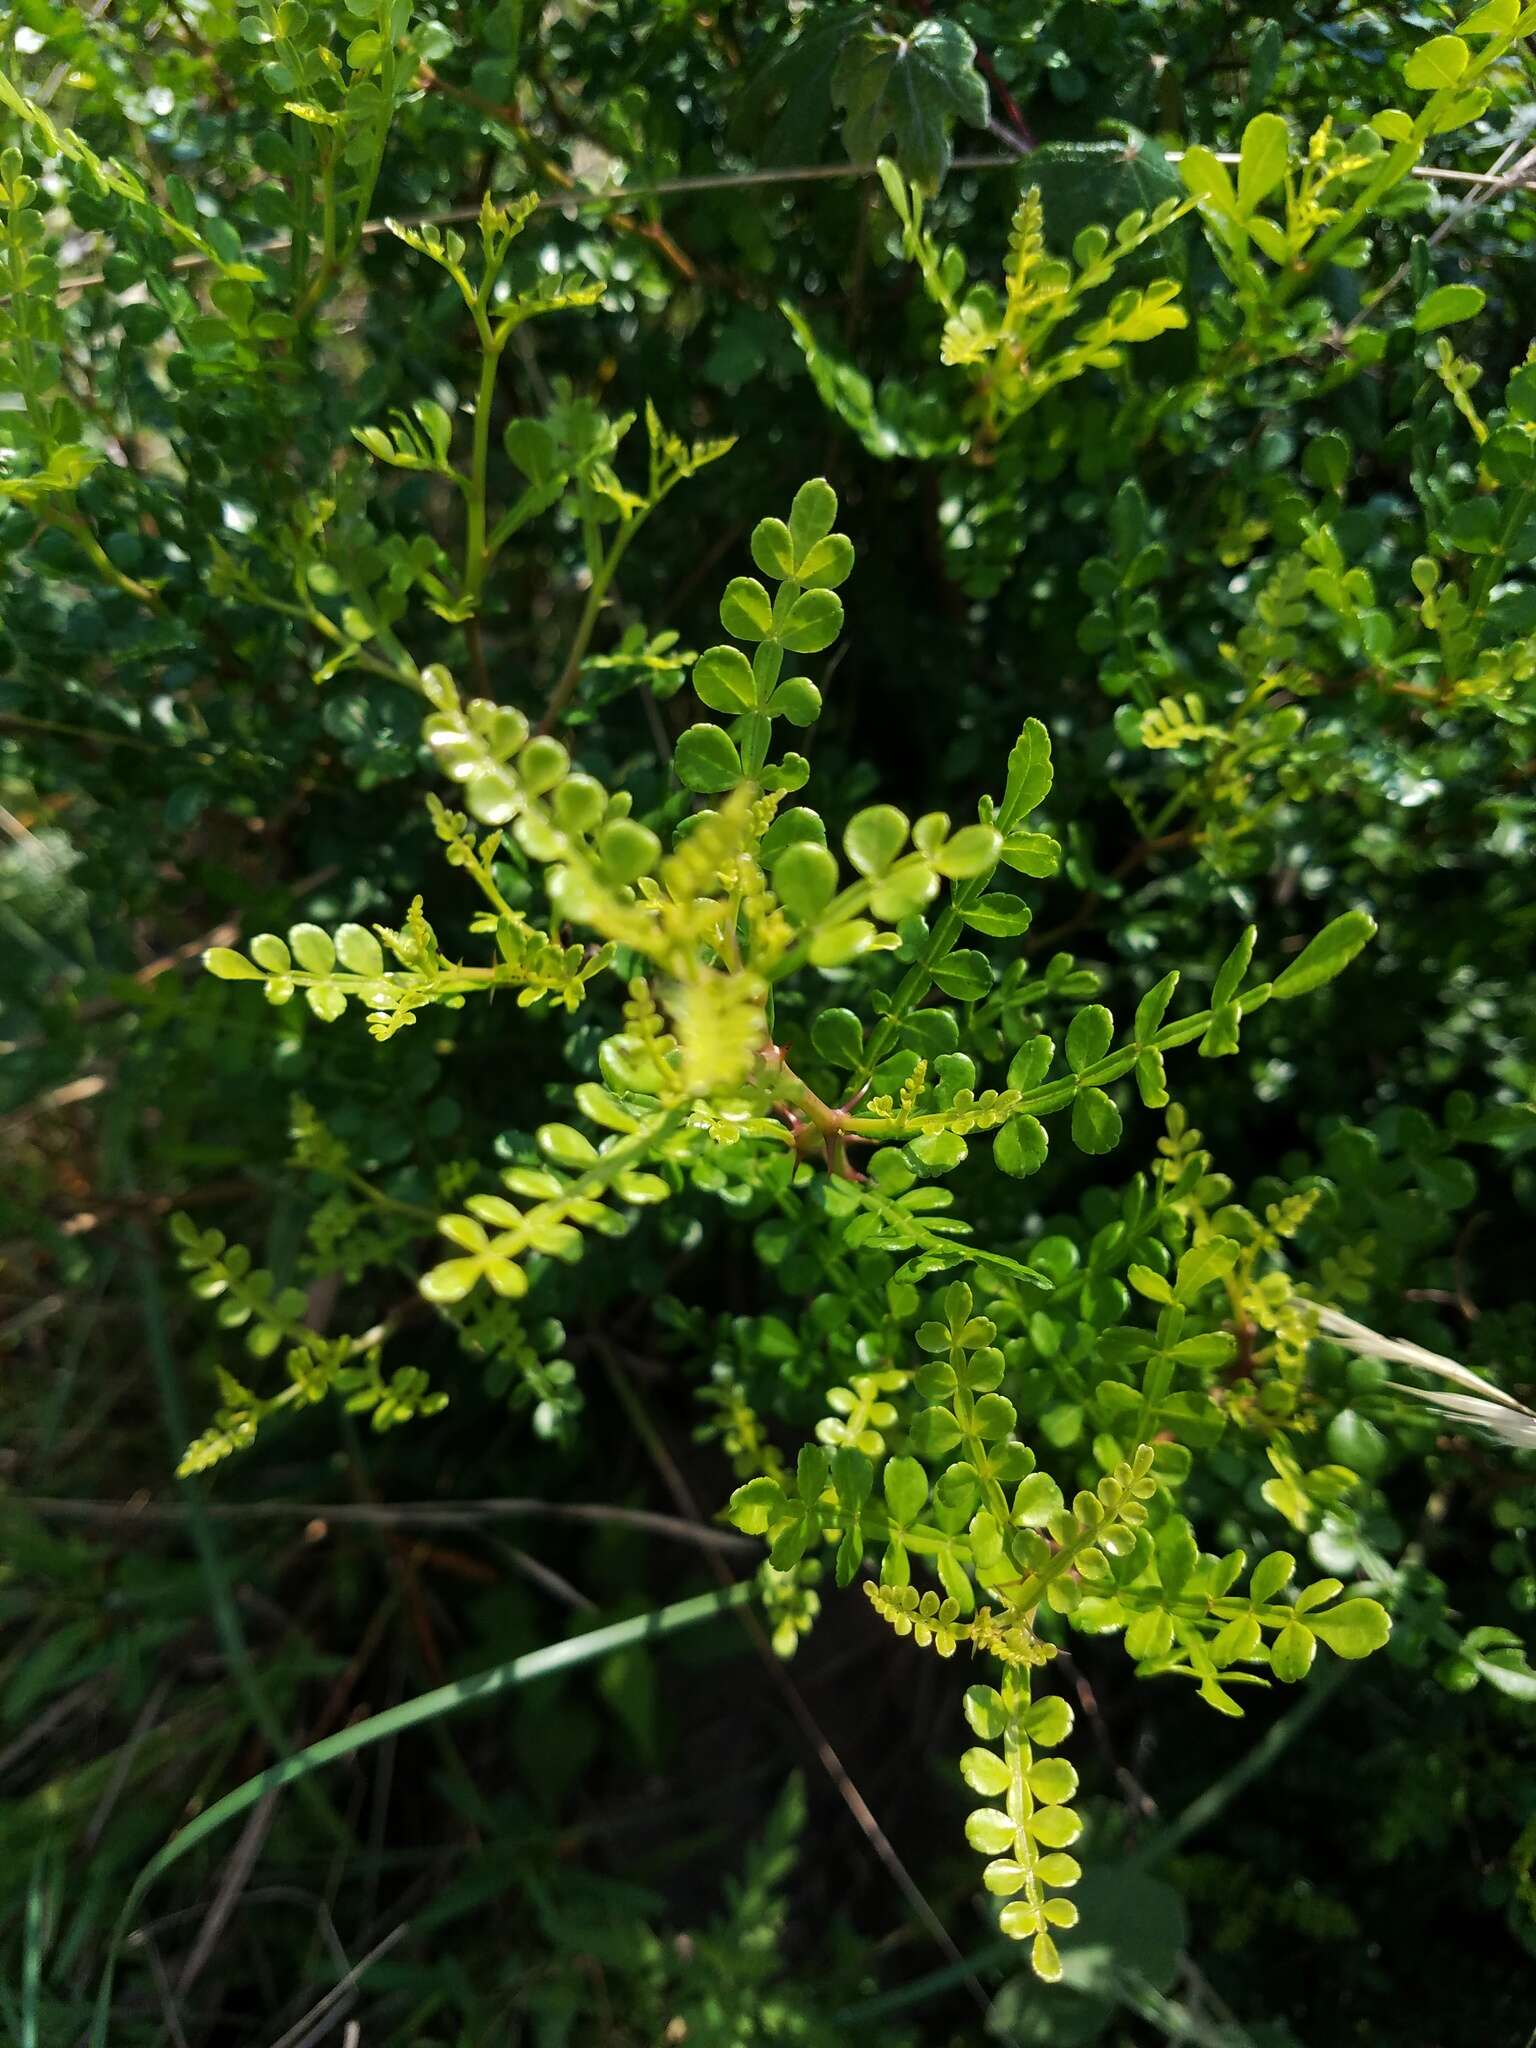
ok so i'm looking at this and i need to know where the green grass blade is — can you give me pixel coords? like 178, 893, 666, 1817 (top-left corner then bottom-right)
89, 1578, 754, 2044
21, 1852, 47, 2048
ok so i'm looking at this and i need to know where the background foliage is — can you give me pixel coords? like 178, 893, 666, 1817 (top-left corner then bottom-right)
2, 1, 1535, 2042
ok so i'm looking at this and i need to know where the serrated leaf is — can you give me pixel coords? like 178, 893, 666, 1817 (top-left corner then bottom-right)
1307, 1598, 1391, 1659
1415, 282, 1486, 332
788, 477, 837, 559
1179, 144, 1238, 216
1127, 1264, 1174, 1304
831, 19, 988, 192
1134, 970, 1179, 1039
1006, 1035, 1054, 1090
779, 587, 844, 653
720, 576, 774, 641
732, 11, 872, 168
693, 644, 757, 713
844, 804, 909, 876
1210, 926, 1255, 1010
883, 1454, 929, 1524
1270, 911, 1377, 999
999, 830, 1060, 879
727, 1476, 788, 1535
773, 841, 839, 922
1065, 1005, 1114, 1073
675, 723, 743, 793
995, 1115, 1048, 1178
999, 718, 1053, 830
1249, 1551, 1295, 1605
963, 891, 1032, 937
1071, 1087, 1122, 1154
1025, 133, 1188, 260
1157, 1517, 1198, 1599
1271, 1620, 1316, 1682
1237, 112, 1289, 213
931, 950, 993, 1001
1174, 1235, 1239, 1303
1403, 34, 1469, 90
1013, 1472, 1064, 1526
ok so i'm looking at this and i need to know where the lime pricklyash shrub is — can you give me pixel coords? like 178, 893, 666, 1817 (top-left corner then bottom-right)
4, 0, 1534, 2025
192, 466, 1390, 1971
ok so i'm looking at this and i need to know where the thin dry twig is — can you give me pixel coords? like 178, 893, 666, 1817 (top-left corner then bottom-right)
1347, 113, 1536, 336
44, 149, 1536, 299
1053, 1648, 1159, 1827
85, 1674, 175, 1850
594, 1339, 990, 2016
260, 1922, 410, 2048
143, 1933, 191, 2048
15, 1493, 755, 1551
0, 864, 338, 1058
0, 1071, 110, 1139
0, 1673, 102, 1779
177, 1787, 280, 1996
500, 1542, 598, 1612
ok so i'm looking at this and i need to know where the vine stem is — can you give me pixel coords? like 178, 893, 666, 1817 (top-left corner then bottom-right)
54, 510, 163, 608
537, 516, 644, 732
462, 338, 501, 601
1276, 33, 1521, 308
757, 1045, 863, 1177
294, 28, 399, 321
840, 982, 1274, 1141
